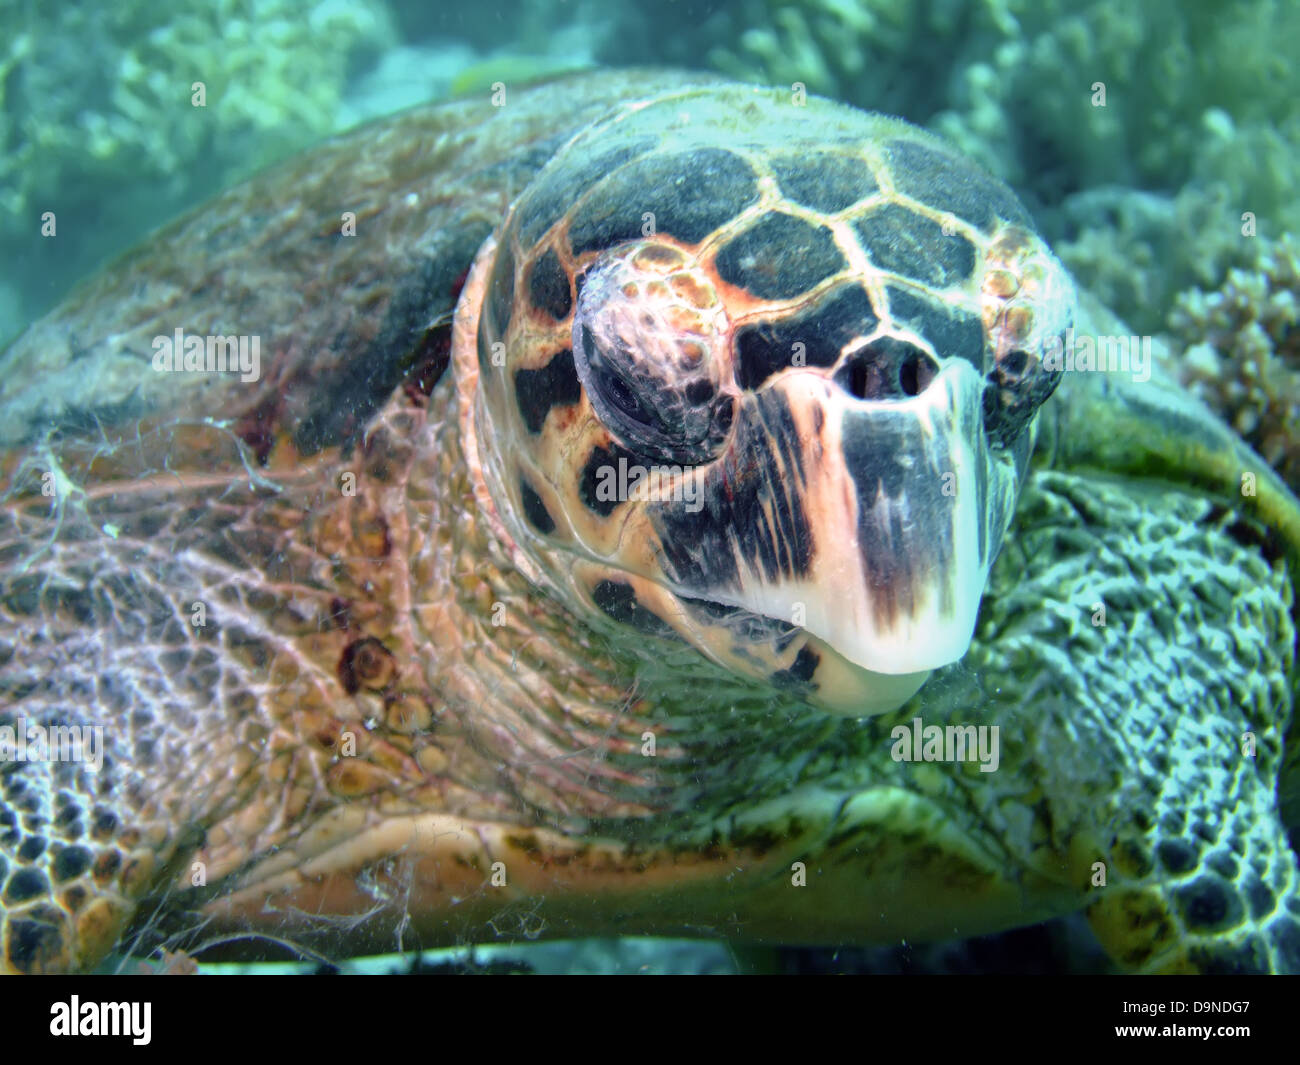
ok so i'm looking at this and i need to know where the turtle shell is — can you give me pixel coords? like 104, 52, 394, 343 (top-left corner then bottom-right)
2, 71, 1297, 977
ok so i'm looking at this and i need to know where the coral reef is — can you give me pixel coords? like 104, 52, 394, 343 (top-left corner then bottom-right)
686, 0, 1298, 209
1052, 181, 1251, 336
1, 0, 394, 339
7, 0, 1300, 431
678, 0, 1300, 335
374, 0, 612, 104
1168, 234, 1300, 490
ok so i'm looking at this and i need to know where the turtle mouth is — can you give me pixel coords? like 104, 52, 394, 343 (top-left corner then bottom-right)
676, 593, 931, 716
647, 361, 1016, 678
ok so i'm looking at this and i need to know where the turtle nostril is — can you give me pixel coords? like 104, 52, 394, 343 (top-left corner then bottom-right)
838, 337, 937, 400
849, 359, 867, 399
845, 354, 886, 400
898, 351, 935, 396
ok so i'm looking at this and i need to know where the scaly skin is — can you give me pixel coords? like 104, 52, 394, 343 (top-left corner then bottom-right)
1, 72, 1298, 972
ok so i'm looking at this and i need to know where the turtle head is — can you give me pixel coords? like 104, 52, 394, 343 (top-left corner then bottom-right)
460, 86, 1076, 716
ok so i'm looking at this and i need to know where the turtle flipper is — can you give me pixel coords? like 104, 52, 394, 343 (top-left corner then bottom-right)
0, 439, 226, 972
1040, 294, 1300, 841
975, 468, 1299, 973
1086, 790, 1300, 974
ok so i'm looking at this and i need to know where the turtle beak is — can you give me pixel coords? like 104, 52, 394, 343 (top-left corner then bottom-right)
648, 360, 1021, 677
790, 360, 1013, 675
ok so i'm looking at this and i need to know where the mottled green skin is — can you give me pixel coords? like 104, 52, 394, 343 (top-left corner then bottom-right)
0, 71, 1297, 974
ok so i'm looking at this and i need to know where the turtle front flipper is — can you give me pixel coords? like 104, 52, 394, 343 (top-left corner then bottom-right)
1087, 802, 1300, 974
1011, 295, 1300, 973
973, 465, 1300, 973
1041, 290, 1300, 836
0, 429, 265, 973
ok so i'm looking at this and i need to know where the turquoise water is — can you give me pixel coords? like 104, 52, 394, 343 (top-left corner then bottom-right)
1, 0, 1297, 976
7, 1, 1297, 346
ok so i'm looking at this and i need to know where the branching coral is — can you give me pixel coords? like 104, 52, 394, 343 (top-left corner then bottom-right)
1, 0, 394, 337
674, 0, 1300, 337
1053, 180, 1252, 336
1168, 234, 1300, 490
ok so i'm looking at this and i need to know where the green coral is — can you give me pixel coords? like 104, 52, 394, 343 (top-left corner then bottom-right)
1168, 234, 1300, 491
681, 0, 982, 122
1, 0, 394, 336
686, 0, 1300, 334
1053, 181, 1253, 336
694, 0, 1298, 204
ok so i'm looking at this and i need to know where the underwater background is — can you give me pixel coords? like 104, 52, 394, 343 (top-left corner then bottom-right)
2, 0, 1296, 973
4, 0, 1298, 491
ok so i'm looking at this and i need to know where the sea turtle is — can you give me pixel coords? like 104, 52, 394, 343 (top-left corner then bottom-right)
1, 70, 1298, 975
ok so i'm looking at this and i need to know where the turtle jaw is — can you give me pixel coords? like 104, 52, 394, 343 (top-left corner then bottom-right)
654, 360, 1022, 687
788, 631, 933, 716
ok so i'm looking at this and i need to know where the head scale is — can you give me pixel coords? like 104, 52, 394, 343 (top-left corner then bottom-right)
460, 84, 1075, 716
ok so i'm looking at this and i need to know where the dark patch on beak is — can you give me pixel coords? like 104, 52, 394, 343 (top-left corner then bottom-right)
841, 409, 956, 630
653, 389, 814, 591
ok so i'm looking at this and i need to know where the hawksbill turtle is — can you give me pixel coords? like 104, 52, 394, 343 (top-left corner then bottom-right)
1, 70, 1298, 975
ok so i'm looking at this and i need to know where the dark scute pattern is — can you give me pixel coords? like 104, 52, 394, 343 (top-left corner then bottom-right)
484, 240, 516, 343
1243, 874, 1274, 920
568, 148, 759, 255
1191, 938, 1270, 975
515, 137, 657, 248
841, 409, 955, 626
853, 204, 976, 289
736, 284, 879, 390
514, 348, 582, 434
518, 476, 555, 534
527, 248, 572, 321
592, 580, 675, 637
770, 151, 878, 213
295, 222, 489, 454
4, 866, 49, 904
52, 844, 92, 883
18, 835, 45, 860
884, 285, 986, 370
1206, 850, 1238, 881
1156, 838, 1198, 875
772, 645, 820, 689
6, 916, 64, 973
886, 138, 1033, 233
653, 390, 813, 591
1174, 875, 1241, 931
579, 441, 638, 517
715, 212, 847, 300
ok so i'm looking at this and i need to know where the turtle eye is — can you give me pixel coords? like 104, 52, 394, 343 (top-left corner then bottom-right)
602, 368, 652, 425
979, 229, 1076, 446
572, 241, 735, 466
982, 338, 1064, 446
